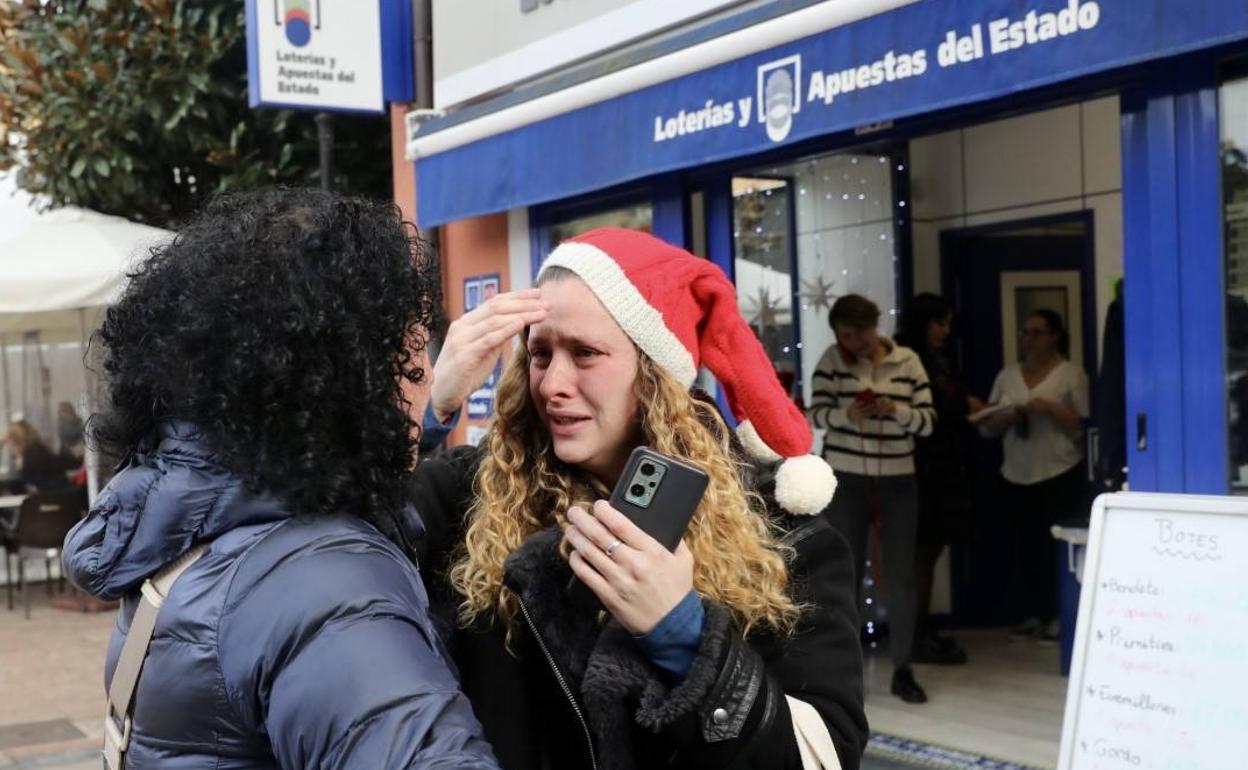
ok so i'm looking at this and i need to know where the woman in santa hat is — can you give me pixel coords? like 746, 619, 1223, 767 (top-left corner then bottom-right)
408, 228, 868, 770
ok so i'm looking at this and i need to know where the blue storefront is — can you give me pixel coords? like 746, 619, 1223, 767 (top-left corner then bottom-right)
403, 0, 1247, 761
411, 0, 1246, 495
414, 0, 1248, 613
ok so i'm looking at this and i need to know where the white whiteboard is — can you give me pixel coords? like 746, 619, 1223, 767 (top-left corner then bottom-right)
1059, 493, 1248, 770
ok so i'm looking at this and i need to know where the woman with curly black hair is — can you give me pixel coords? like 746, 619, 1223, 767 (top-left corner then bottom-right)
63, 188, 504, 770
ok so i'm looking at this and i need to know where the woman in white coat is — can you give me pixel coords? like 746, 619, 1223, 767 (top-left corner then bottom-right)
979, 309, 1089, 643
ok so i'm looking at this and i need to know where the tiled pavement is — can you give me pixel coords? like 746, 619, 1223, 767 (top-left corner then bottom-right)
2, 578, 936, 770
0, 584, 113, 769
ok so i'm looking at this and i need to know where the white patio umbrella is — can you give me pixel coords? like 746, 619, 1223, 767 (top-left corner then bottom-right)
0, 206, 171, 499
0, 206, 170, 342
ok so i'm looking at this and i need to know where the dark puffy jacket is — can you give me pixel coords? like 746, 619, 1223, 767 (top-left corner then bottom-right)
410, 446, 869, 770
62, 420, 499, 770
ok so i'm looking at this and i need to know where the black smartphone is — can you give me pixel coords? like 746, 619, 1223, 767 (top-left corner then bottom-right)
607, 446, 709, 551
566, 446, 709, 606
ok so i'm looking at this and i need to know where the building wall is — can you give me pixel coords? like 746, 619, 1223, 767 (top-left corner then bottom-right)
390, 104, 417, 224
396, 106, 526, 447
508, 208, 534, 290
440, 213, 512, 446
909, 95, 1124, 355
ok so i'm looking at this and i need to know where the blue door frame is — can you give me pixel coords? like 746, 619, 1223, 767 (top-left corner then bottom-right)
1121, 59, 1228, 494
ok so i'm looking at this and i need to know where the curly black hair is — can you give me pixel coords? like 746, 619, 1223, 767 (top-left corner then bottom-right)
92, 187, 438, 536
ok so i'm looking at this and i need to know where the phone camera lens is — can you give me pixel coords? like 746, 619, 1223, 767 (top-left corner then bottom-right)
639, 463, 655, 476
629, 484, 645, 497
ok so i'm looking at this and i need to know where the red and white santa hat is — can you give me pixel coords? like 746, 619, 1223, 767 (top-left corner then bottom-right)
539, 227, 835, 516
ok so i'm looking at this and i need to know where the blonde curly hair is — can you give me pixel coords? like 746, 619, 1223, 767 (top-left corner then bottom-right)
448, 276, 800, 640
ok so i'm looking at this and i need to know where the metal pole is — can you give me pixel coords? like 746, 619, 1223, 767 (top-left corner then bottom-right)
34, 333, 49, 436
413, 0, 433, 108
315, 112, 334, 191
79, 309, 99, 503
0, 333, 9, 425
19, 334, 26, 423
0, 334, 8, 475
411, 0, 441, 262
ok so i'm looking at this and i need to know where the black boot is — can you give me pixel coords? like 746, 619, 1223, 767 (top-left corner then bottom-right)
890, 666, 928, 704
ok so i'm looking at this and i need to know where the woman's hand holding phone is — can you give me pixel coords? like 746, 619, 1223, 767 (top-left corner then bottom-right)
847, 390, 872, 425
564, 501, 694, 635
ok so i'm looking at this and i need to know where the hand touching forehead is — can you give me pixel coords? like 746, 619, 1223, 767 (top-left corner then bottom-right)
529, 277, 632, 353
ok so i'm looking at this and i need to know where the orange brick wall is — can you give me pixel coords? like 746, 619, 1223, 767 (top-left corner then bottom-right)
391, 105, 512, 445
389, 104, 417, 224
439, 214, 511, 446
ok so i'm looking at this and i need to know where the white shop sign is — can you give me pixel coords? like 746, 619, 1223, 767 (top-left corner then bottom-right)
246, 0, 384, 114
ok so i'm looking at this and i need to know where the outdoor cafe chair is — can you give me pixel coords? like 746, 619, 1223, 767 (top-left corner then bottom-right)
2, 489, 87, 618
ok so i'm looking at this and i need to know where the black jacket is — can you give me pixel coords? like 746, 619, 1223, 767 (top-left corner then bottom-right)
19, 440, 76, 491
1095, 297, 1126, 491
913, 349, 975, 544
408, 446, 868, 770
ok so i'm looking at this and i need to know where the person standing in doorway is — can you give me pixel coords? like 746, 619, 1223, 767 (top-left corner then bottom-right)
978, 309, 1089, 643
810, 294, 935, 704
896, 293, 983, 665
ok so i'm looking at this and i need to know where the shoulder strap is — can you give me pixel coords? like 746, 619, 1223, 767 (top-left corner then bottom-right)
102, 544, 208, 770
786, 695, 842, 770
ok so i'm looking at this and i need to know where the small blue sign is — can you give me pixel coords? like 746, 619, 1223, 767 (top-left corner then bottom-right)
463, 274, 503, 419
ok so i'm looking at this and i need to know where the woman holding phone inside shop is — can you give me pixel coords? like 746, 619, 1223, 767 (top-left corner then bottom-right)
808, 294, 936, 704
409, 228, 868, 770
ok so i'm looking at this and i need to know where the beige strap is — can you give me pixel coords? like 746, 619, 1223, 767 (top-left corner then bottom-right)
102, 544, 208, 770
786, 696, 842, 770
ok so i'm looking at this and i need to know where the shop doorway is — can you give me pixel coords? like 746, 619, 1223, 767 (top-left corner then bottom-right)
940, 212, 1097, 627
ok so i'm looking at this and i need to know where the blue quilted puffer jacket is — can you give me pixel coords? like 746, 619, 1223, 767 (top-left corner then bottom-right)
63, 420, 499, 770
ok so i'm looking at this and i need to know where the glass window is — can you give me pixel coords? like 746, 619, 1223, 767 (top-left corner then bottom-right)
1221, 72, 1248, 491
549, 202, 652, 244
733, 152, 899, 413
733, 177, 797, 388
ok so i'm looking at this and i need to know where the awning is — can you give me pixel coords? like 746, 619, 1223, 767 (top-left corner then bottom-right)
411, 0, 1248, 228
0, 207, 171, 341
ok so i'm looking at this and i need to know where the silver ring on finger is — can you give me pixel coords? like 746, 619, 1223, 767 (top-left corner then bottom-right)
605, 539, 623, 559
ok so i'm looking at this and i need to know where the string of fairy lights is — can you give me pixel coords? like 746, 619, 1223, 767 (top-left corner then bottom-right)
733, 152, 909, 649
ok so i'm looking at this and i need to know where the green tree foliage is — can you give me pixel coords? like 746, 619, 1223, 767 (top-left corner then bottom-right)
0, 0, 391, 227
1226, 142, 1248, 206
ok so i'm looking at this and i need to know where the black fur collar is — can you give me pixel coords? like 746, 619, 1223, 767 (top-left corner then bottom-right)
503, 528, 733, 770
502, 528, 601, 688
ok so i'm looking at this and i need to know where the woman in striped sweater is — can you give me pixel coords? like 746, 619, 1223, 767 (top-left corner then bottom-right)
808, 294, 935, 704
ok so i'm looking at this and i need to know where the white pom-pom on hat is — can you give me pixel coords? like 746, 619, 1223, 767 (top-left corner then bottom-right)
774, 455, 837, 516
